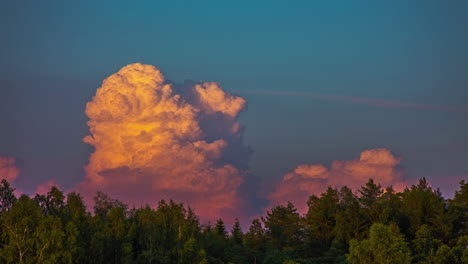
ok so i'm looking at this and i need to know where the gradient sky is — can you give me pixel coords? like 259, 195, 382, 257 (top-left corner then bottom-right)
1, 1, 467, 199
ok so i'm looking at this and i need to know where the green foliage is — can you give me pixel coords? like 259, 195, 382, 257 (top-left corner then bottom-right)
261, 249, 288, 264
0, 178, 466, 263
93, 191, 127, 217
375, 186, 405, 225
450, 180, 468, 236
34, 186, 66, 217
0, 195, 66, 263
452, 181, 468, 208
426, 237, 468, 264
306, 187, 339, 251
203, 218, 230, 263
347, 223, 412, 264
214, 218, 227, 237
264, 202, 305, 255
358, 179, 383, 209
0, 179, 16, 213
412, 224, 442, 262
64, 192, 90, 263
334, 186, 367, 245
231, 218, 243, 245
283, 260, 300, 264
401, 178, 450, 240
244, 218, 266, 264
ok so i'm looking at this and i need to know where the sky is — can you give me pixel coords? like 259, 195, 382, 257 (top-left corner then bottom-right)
1, 1, 467, 221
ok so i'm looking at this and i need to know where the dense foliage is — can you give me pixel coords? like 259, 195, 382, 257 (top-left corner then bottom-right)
0, 178, 466, 264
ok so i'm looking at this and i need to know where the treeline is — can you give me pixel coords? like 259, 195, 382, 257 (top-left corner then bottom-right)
0, 178, 466, 264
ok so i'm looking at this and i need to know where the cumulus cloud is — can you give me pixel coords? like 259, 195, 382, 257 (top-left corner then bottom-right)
0, 156, 19, 183
81, 63, 253, 221
269, 148, 405, 213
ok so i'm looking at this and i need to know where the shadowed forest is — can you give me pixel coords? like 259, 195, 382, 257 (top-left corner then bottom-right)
0, 178, 466, 264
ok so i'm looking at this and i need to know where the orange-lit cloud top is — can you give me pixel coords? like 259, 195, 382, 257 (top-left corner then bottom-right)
82, 63, 251, 221
269, 148, 404, 213
0, 156, 19, 182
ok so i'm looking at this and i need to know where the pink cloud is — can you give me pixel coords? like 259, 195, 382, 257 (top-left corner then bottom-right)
34, 179, 60, 196
269, 148, 405, 213
0, 156, 19, 183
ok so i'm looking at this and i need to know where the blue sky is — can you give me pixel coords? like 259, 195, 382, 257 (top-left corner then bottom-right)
1, 0, 467, 197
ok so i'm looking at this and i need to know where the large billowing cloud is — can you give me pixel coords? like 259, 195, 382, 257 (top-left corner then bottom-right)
81, 63, 252, 221
269, 148, 405, 213
0, 156, 19, 183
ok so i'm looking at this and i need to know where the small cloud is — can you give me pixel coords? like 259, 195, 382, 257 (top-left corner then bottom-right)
34, 179, 60, 196
0, 156, 19, 183
269, 148, 405, 213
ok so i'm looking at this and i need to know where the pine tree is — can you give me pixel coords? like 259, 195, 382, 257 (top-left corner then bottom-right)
401, 178, 447, 239
231, 218, 243, 245
244, 218, 265, 264
334, 186, 367, 245
358, 179, 384, 208
306, 187, 339, 251
264, 201, 305, 255
214, 219, 227, 237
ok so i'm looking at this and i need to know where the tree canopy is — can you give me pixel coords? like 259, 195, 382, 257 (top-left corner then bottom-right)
0, 178, 466, 264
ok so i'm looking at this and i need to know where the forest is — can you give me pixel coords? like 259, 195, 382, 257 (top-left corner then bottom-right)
0, 178, 466, 264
